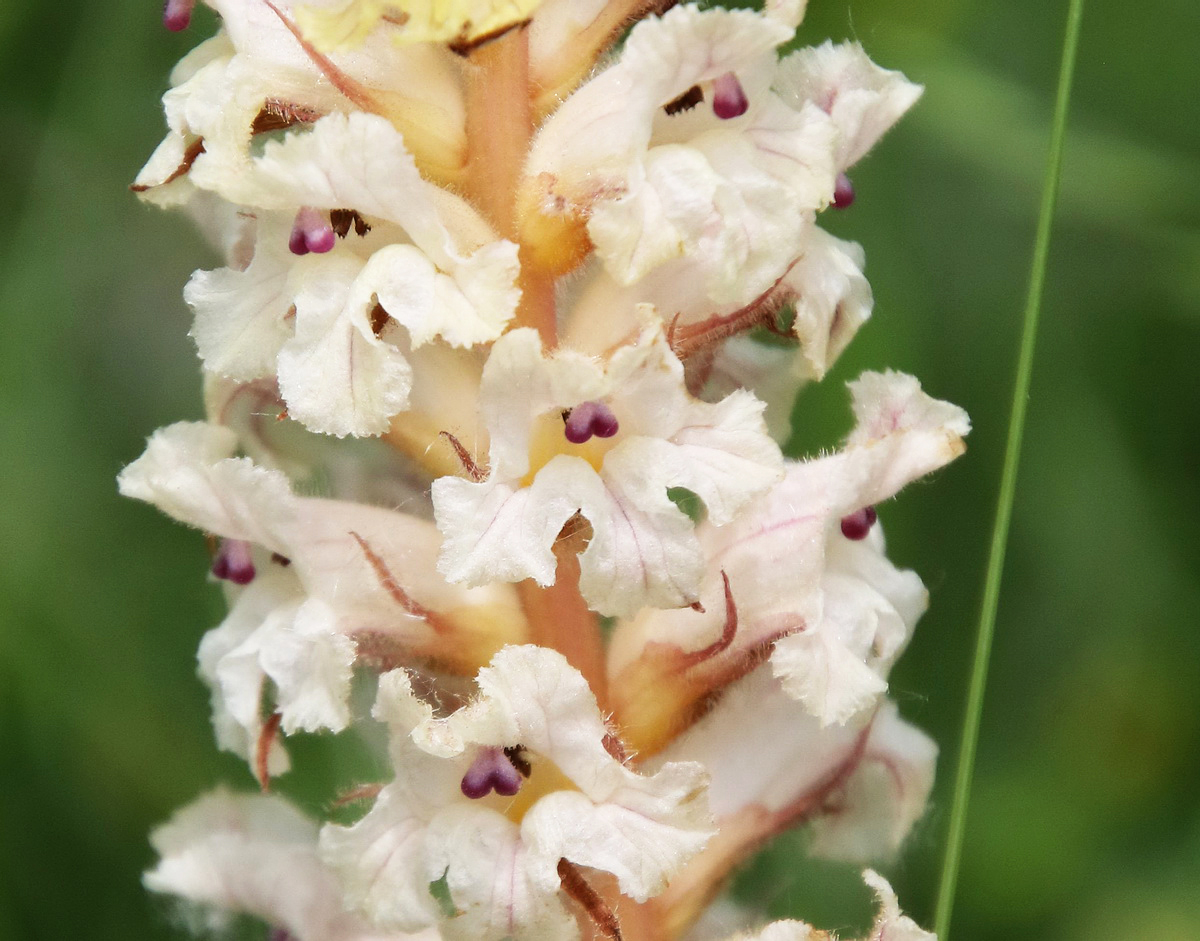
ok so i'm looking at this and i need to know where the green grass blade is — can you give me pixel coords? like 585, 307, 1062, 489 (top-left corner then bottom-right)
932, 0, 1087, 936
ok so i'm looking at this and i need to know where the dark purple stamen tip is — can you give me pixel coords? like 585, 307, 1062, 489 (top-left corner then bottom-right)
289, 207, 335, 256
832, 172, 855, 209
212, 539, 256, 585
461, 746, 524, 799
839, 506, 877, 540
564, 401, 619, 444
712, 72, 749, 120
162, 0, 195, 31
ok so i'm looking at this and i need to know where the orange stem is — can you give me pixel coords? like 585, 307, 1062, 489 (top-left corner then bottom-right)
516, 534, 608, 710
465, 25, 532, 235
465, 25, 558, 345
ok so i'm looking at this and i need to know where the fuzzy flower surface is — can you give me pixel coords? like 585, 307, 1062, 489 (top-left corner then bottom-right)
320, 646, 713, 941
128, 2, 956, 940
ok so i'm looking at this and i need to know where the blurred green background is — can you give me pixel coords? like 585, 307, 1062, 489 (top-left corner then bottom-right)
1, 0, 1197, 939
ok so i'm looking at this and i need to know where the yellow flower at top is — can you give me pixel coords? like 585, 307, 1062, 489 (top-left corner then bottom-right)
296, 0, 543, 50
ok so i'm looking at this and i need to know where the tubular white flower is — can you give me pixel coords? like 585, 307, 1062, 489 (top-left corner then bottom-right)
118, 422, 527, 766
524, 4, 836, 308
774, 41, 924, 172
610, 370, 969, 734
135, 0, 466, 201
432, 324, 783, 617
807, 702, 937, 863
145, 788, 416, 941
657, 672, 933, 869
320, 646, 713, 941
181, 111, 519, 436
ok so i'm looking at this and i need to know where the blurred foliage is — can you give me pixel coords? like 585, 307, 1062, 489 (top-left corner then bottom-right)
1, 1, 1197, 940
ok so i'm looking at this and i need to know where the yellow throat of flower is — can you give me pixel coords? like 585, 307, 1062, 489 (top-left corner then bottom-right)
521, 407, 622, 487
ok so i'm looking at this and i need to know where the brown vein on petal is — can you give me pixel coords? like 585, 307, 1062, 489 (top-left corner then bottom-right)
255, 711, 283, 792
264, 0, 382, 114
438, 431, 487, 482
558, 859, 623, 941
130, 138, 205, 192
350, 531, 451, 633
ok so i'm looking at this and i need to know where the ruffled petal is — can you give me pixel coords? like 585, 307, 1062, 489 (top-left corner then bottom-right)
276, 251, 415, 437
197, 569, 297, 772
117, 422, 294, 554
145, 789, 399, 941
186, 217, 295, 382
525, 6, 835, 307
433, 326, 781, 615
425, 806, 578, 941
786, 227, 873, 381
774, 41, 923, 170
326, 650, 712, 939
807, 702, 936, 863
319, 784, 447, 932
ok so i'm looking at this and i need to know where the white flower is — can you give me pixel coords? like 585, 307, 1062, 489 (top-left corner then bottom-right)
118, 421, 527, 769
782, 227, 874, 381
523, 4, 836, 308
183, 111, 520, 437
145, 788, 416, 941
134, 0, 466, 201
432, 323, 783, 617
320, 646, 712, 941
774, 41, 923, 173
610, 370, 969, 741
807, 703, 937, 864
652, 671, 934, 906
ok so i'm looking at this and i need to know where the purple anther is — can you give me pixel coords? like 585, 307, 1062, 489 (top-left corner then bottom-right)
288, 207, 336, 256
832, 172, 855, 209
461, 746, 524, 799
212, 539, 256, 585
712, 72, 749, 120
162, 0, 196, 31
564, 401, 619, 444
839, 506, 878, 540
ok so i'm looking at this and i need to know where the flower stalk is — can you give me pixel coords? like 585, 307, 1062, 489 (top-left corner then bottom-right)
125, 1, 968, 939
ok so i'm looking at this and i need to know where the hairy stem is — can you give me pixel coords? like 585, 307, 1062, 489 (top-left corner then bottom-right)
465, 25, 558, 345
516, 528, 608, 709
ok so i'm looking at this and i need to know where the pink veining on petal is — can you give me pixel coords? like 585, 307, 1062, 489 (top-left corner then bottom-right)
288, 207, 336, 255
162, 0, 196, 31
840, 506, 877, 540
211, 538, 256, 584
564, 401, 619, 444
712, 72, 749, 120
461, 746, 524, 799
832, 172, 855, 209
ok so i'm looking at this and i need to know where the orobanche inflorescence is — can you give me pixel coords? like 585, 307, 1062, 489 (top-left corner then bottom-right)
123, 1, 968, 939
